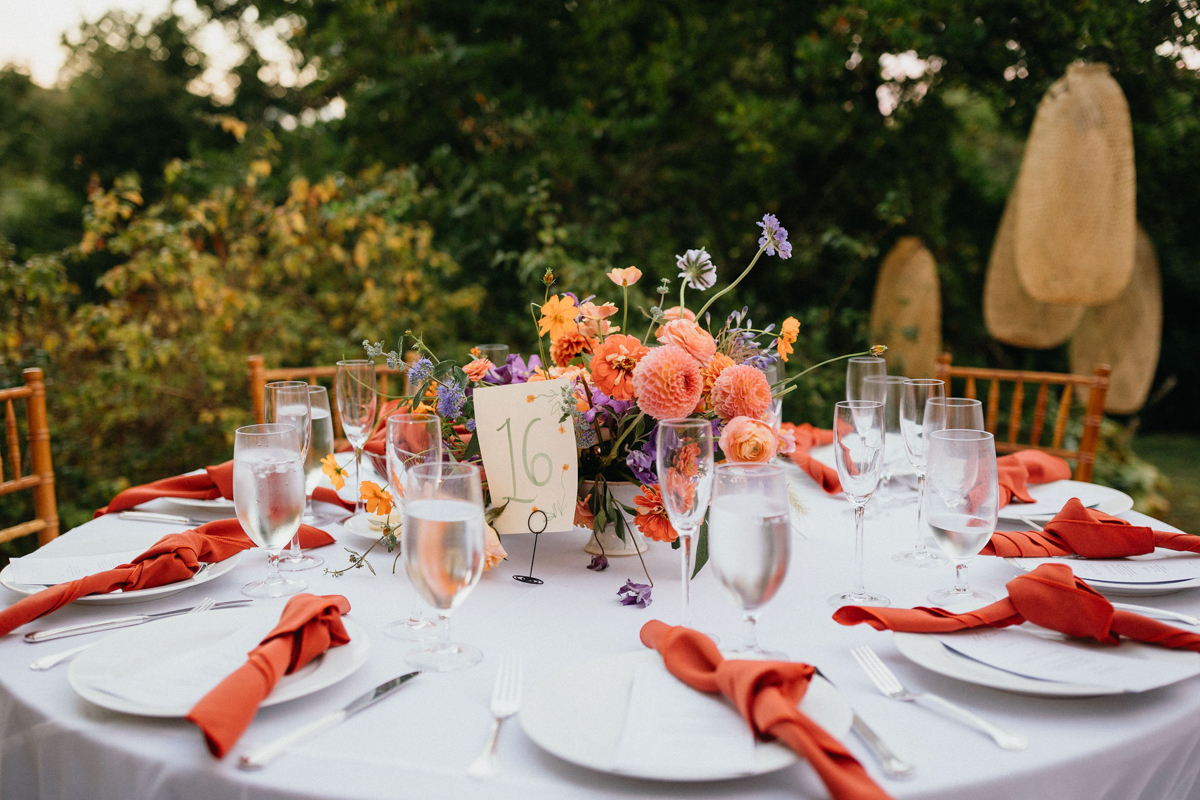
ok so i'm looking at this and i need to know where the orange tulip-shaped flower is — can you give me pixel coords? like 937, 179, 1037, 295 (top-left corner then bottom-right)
607, 266, 643, 287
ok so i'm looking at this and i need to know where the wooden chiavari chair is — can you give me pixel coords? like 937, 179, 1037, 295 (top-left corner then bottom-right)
0, 368, 58, 545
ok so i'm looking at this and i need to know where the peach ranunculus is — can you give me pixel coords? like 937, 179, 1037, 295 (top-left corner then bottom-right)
719, 416, 779, 463
464, 358, 494, 382
657, 318, 717, 363
484, 523, 508, 571
777, 316, 800, 363
630, 345, 703, 420
655, 305, 696, 338
633, 484, 677, 542
538, 294, 579, 341
579, 301, 618, 321
710, 364, 773, 421
579, 317, 620, 338
590, 334, 649, 401
607, 266, 643, 287
550, 330, 596, 367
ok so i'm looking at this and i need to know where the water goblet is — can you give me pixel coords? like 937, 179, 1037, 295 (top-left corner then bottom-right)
828, 400, 889, 607
864, 375, 908, 509
709, 463, 790, 658
474, 344, 510, 366
336, 360, 377, 525
656, 419, 715, 629
925, 397, 985, 434
300, 385, 335, 522
265, 381, 324, 571
761, 361, 784, 427
893, 379, 949, 567
233, 424, 308, 598
846, 356, 887, 403
925, 429, 999, 608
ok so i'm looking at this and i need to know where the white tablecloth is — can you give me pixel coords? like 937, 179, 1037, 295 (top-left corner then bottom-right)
3, 471, 1200, 800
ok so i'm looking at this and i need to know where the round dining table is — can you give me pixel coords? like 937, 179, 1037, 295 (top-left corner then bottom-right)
2, 462, 1200, 800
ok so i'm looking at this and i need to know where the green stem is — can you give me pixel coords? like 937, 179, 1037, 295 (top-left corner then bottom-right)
679, 281, 686, 314
530, 302, 548, 369
772, 350, 877, 400
622, 285, 629, 334
696, 244, 768, 320
607, 411, 645, 460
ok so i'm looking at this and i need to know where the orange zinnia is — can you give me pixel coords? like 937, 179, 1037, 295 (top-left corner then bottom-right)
633, 484, 677, 543
538, 294, 579, 341
590, 334, 649, 401
777, 316, 800, 363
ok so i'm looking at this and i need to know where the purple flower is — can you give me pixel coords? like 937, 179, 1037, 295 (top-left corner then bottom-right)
466, 418, 477, 432
626, 449, 657, 485
587, 555, 610, 571
676, 248, 716, 290
584, 388, 635, 424
757, 214, 793, 259
617, 579, 653, 608
486, 353, 543, 385
436, 383, 466, 419
408, 357, 434, 386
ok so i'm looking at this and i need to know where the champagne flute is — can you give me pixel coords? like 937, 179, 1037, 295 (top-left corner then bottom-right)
656, 419, 715, 630
233, 424, 307, 598
846, 356, 887, 403
925, 429, 999, 607
924, 397, 986, 434
385, 413, 442, 642
828, 400, 889, 607
865, 375, 908, 509
403, 462, 487, 672
264, 381, 323, 571
761, 361, 784, 427
709, 463, 790, 658
336, 359, 377, 524
893, 379, 949, 567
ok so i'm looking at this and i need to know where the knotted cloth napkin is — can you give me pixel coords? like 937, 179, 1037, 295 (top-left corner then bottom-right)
0, 520, 300, 635
834, 563, 1200, 651
96, 460, 354, 516
781, 423, 841, 494
187, 593, 352, 757
997, 450, 1072, 506
982, 498, 1200, 558
639, 621, 893, 800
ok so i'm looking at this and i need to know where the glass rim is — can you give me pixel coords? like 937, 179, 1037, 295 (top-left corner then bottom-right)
904, 378, 945, 386
388, 412, 440, 426
927, 397, 983, 407
715, 462, 785, 477
407, 461, 479, 479
307, 385, 328, 395
336, 359, 374, 366
657, 418, 712, 430
864, 375, 908, 384
929, 428, 994, 442
474, 343, 508, 348
265, 380, 309, 389
235, 423, 296, 437
847, 356, 886, 364
835, 399, 883, 409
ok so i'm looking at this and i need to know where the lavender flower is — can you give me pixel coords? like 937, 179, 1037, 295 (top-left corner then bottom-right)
408, 357, 434, 386
617, 579, 653, 608
436, 383, 466, 419
587, 555, 610, 571
757, 214, 793, 259
676, 248, 716, 290
486, 354, 543, 385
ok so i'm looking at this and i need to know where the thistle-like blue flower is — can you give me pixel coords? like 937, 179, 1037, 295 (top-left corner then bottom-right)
757, 214, 793, 259
436, 383, 466, 419
676, 248, 717, 290
407, 357, 434, 386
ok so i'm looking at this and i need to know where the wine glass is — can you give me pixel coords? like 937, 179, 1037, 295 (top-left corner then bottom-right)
656, 419, 715, 630
474, 344, 509, 365
925, 429, 999, 607
925, 397, 986, 434
709, 463, 790, 658
828, 400, 889, 607
301, 385, 335, 522
864, 375, 908, 509
385, 413, 442, 642
846, 356, 887, 403
761, 361, 784, 427
336, 360, 377, 524
264, 381, 323, 571
232, 424, 307, 598
893, 379, 949, 567
403, 462, 487, 672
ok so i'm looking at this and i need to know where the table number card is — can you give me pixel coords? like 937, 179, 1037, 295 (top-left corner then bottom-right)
474, 378, 579, 535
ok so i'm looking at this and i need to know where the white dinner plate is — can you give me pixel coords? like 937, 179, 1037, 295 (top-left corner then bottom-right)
893, 630, 1200, 697
340, 513, 391, 544
68, 608, 369, 717
0, 552, 242, 606
998, 480, 1133, 521
519, 650, 853, 781
1003, 556, 1200, 597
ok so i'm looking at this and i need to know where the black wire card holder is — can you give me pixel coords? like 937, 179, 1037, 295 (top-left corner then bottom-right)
512, 508, 548, 585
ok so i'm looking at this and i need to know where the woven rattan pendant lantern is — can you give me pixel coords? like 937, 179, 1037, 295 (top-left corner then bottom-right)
1014, 62, 1136, 306
984, 176, 1085, 348
1069, 226, 1161, 414
869, 237, 941, 378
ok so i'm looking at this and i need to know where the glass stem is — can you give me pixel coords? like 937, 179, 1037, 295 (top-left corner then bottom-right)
743, 611, 760, 653
288, 532, 303, 561
954, 561, 970, 594
435, 612, 452, 652
410, 590, 425, 625
265, 549, 283, 585
853, 504, 866, 596
913, 472, 927, 553
353, 446, 365, 514
680, 529, 695, 628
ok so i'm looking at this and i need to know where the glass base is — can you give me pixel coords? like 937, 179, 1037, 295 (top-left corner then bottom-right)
384, 617, 438, 642
928, 587, 996, 609
279, 553, 324, 572
405, 642, 483, 672
892, 547, 949, 567
723, 646, 788, 661
828, 589, 890, 608
242, 575, 307, 598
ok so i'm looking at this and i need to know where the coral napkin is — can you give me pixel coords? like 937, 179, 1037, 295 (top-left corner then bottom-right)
640, 621, 892, 800
997, 450, 1071, 507
982, 498, 1200, 558
782, 423, 841, 495
0, 520, 266, 635
187, 593, 352, 757
96, 460, 354, 516
834, 563, 1200, 651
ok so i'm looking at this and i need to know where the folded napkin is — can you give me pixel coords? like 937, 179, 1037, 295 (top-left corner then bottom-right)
640, 621, 892, 800
997, 450, 1071, 507
834, 562, 1200, 651
0, 520, 269, 635
187, 593, 352, 757
97, 460, 354, 516
781, 423, 841, 495
983, 498, 1200, 558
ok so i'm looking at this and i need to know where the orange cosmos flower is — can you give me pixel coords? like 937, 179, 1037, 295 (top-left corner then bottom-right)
630, 345, 703, 420
360, 480, 394, 516
710, 364, 773, 421
464, 358, 494, 382
607, 266, 643, 287
320, 454, 348, 490
633, 484, 678, 543
538, 294, 579, 341
777, 316, 800, 363
590, 334, 649, 401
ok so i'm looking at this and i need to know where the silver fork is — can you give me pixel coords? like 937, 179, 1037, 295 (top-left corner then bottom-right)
851, 645, 1027, 751
467, 655, 523, 779
30, 597, 217, 671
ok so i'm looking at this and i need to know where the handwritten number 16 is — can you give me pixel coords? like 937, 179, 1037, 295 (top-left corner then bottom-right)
497, 417, 552, 501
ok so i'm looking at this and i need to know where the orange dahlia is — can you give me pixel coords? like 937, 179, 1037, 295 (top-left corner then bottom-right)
630, 345, 703, 420
633, 484, 677, 543
590, 334, 648, 401
699, 353, 735, 408
550, 330, 595, 367
710, 364, 773, 421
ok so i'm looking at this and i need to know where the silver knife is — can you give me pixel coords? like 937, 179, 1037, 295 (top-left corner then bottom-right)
119, 511, 209, 526
23, 597, 253, 642
239, 671, 421, 769
814, 665, 914, 779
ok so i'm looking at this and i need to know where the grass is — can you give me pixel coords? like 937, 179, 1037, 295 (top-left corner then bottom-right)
1132, 434, 1200, 534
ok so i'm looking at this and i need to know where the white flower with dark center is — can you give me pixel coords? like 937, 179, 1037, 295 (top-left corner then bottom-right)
676, 248, 716, 290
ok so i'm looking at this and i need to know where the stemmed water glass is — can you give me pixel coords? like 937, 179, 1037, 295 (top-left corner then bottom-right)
709, 463, 790, 658
301, 385, 335, 523
385, 413, 442, 642
335, 359, 377, 524
846, 356, 887, 403
232, 424, 308, 598
474, 344, 509, 365
925, 397, 986, 434
893, 379, 949, 567
865, 375, 908, 509
828, 400, 889, 607
656, 420, 715, 629
761, 361, 784, 426
264, 381, 323, 571
403, 462, 487, 672
925, 429, 999, 607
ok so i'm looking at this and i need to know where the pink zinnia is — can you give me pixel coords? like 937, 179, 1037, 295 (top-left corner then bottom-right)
631, 345, 703, 420
710, 364, 772, 421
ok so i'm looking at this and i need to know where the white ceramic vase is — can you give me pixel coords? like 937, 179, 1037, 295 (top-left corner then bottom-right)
580, 481, 649, 556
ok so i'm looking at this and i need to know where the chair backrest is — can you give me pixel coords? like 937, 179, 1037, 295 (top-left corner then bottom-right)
934, 353, 1110, 482
0, 368, 59, 546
